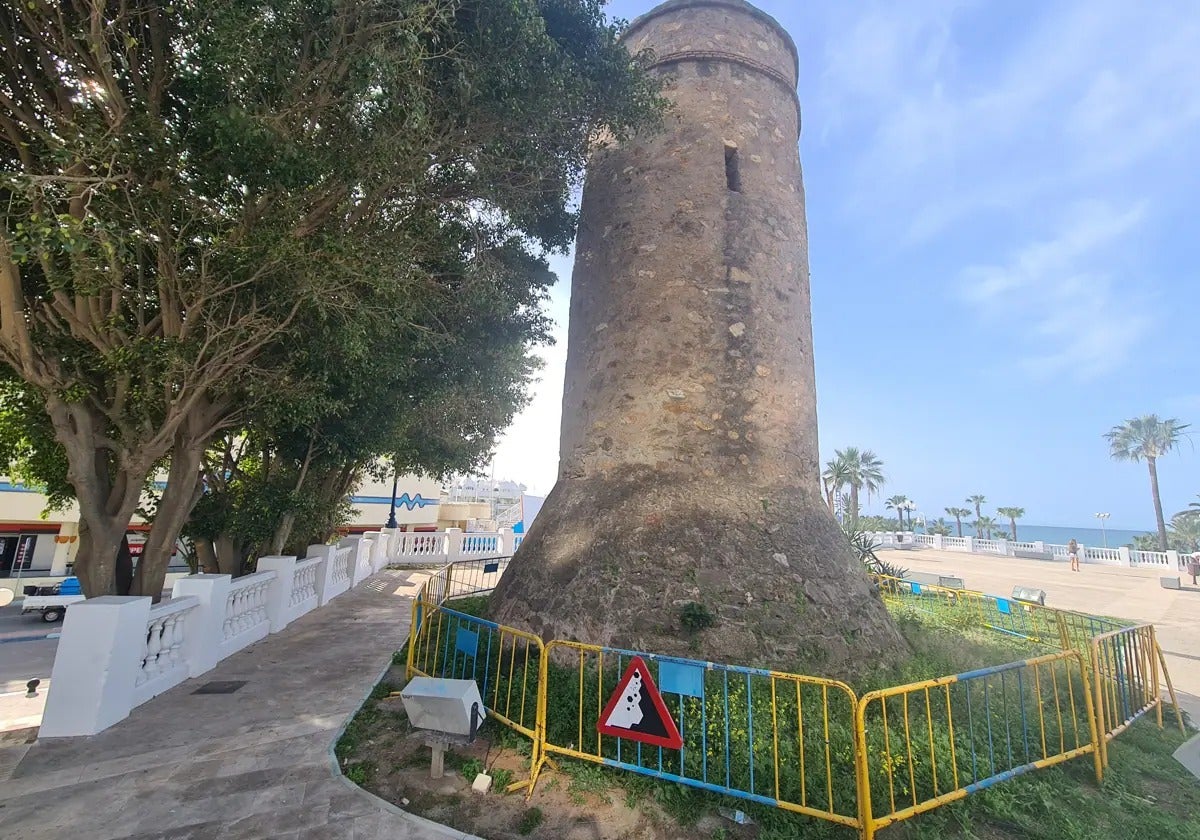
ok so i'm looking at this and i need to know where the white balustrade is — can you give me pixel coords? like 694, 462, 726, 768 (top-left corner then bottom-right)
216, 572, 274, 659
1130, 549, 1170, 567
132, 597, 199, 706
973, 539, 1000, 553
1084, 546, 1122, 565
942, 536, 968, 550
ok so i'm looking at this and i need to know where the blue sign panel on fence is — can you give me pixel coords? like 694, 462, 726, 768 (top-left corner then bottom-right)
910, 582, 922, 594
484, 561, 500, 574
996, 598, 1011, 615
658, 660, 705, 699
456, 627, 479, 658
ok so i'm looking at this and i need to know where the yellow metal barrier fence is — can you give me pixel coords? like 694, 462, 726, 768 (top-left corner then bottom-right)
1090, 624, 1186, 769
534, 640, 864, 829
405, 598, 544, 791
395, 563, 1185, 836
855, 651, 1100, 839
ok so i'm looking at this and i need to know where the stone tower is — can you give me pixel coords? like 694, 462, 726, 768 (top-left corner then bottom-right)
490, 0, 903, 670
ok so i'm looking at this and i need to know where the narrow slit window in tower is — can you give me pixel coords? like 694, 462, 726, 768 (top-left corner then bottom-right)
724, 144, 742, 193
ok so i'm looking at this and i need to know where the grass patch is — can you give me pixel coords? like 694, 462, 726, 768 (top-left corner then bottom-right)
516, 806, 543, 835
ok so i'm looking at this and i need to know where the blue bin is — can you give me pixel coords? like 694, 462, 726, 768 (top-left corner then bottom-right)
59, 577, 82, 596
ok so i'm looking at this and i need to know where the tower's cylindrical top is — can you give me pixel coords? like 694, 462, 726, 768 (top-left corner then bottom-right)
623, 0, 799, 95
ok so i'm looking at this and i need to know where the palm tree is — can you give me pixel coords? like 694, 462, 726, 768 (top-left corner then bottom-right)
836, 447, 885, 528
974, 515, 997, 540
967, 494, 987, 522
1105, 415, 1190, 551
945, 507, 972, 538
885, 494, 909, 530
996, 506, 1025, 541
928, 518, 953, 536
822, 455, 850, 515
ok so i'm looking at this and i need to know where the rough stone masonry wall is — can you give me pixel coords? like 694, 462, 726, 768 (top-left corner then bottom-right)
490, 0, 904, 671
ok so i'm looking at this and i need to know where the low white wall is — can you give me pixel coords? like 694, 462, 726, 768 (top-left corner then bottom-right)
37, 529, 529, 739
869, 531, 1191, 571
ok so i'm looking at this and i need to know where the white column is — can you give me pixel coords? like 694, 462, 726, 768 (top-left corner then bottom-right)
255, 555, 298, 632
1033, 541, 1045, 552
497, 526, 513, 557
1078, 544, 1089, 564
380, 527, 399, 562
49, 522, 78, 576
370, 532, 389, 572
344, 535, 373, 585
446, 527, 464, 562
962, 537, 974, 553
40, 596, 151, 737
171, 574, 233, 676
933, 535, 944, 550
995, 539, 1008, 555
1118, 546, 1133, 567
1167, 549, 1180, 571
308, 544, 337, 605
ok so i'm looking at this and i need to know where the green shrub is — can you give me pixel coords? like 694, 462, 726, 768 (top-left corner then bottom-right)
516, 807, 544, 835
680, 601, 716, 631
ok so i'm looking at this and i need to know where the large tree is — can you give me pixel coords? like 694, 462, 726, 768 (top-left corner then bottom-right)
1105, 415, 1189, 551
0, 0, 660, 596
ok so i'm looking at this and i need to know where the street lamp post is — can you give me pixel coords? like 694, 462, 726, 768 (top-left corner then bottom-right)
1095, 512, 1110, 548
386, 471, 399, 529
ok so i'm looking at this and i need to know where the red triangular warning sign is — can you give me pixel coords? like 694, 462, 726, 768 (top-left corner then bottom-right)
597, 656, 683, 750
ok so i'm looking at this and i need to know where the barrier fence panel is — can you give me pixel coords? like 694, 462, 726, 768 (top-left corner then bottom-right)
444, 557, 510, 600
855, 652, 1100, 839
536, 641, 863, 830
877, 577, 1063, 648
406, 601, 543, 755
1088, 624, 1185, 763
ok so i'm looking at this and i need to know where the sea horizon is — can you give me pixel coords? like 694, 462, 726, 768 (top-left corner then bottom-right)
936, 523, 1152, 548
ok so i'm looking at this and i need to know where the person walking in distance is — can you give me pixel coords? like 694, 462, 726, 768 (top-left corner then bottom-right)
1067, 538, 1081, 572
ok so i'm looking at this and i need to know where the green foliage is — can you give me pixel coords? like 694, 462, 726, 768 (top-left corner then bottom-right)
0, 0, 663, 593
460, 758, 485, 781
491, 767, 514, 792
828, 447, 886, 526
516, 807, 544, 835
679, 601, 716, 631
927, 517, 953, 537
344, 762, 374, 786
843, 525, 909, 579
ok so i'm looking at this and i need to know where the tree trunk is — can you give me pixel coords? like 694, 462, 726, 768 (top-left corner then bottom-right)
1009, 519, 1017, 540
1149, 457, 1168, 551
850, 484, 860, 528
955, 516, 962, 537
115, 536, 134, 596
44, 397, 148, 597
133, 440, 206, 600
215, 535, 243, 576
271, 512, 297, 556
193, 537, 218, 574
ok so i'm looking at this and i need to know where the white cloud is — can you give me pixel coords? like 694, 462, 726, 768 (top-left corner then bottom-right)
815, 0, 1200, 241
958, 201, 1152, 379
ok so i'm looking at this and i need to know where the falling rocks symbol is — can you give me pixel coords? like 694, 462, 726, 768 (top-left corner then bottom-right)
597, 656, 683, 750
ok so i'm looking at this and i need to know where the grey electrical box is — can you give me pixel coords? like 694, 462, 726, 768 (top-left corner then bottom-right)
400, 677, 485, 737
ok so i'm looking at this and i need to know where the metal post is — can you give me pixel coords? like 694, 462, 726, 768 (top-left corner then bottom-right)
386, 471, 399, 529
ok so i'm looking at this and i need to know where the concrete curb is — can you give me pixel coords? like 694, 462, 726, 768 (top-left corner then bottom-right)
325, 646, 485, 840
1173, 731, 1200, 780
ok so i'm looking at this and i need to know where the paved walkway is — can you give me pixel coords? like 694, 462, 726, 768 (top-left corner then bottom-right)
894, 548, 1200, 721
0, 569, 480, 840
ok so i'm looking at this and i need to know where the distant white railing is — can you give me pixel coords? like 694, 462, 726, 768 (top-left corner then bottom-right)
869, 531, 1185, 571
1130, 549, 1170, 568
383, 526, 522, 565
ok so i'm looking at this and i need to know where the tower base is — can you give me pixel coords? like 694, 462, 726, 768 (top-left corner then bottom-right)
489, 466, 906, 673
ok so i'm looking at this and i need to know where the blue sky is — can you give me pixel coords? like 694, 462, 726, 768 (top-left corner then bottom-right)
492, 0, 1200, 530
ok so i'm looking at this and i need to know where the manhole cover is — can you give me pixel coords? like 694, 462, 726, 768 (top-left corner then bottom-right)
193, 681, 247, 695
